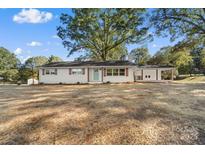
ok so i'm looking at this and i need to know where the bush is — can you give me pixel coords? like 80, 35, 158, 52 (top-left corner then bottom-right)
161, 70, 172, 80
17, 81, 21, 85
0, 69, 19, 83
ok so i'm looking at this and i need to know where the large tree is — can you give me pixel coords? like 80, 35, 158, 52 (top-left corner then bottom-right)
0, 47, 20, 70
189, 47, 205, 72
150, 9, 205, 74
25, 56, 48, 68
57, 9, 151, 61
148, 46, 193, 75
148, 46, 172, 65
24, 56, 48, 80
201, 49, 205, 67
129, 47, 150, 65
74, 43, 128, 61
150, 9, 205, 44
0, 47, 20, 82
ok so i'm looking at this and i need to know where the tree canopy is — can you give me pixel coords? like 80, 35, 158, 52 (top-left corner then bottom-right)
0, 47, 20, 70
129, 47, 150, 65
148, 46, 193, 75
148, 46, 172, 65
48, 55, 62, 63
150, 8, 205, 74
23, 56, 48, 80
25, 56, 48, 69
57, 8, 151, 61
150, 8, 205, 44
0, 47, 20, 82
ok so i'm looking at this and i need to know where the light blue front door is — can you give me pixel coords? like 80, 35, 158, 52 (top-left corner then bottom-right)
93, 68, 99, 81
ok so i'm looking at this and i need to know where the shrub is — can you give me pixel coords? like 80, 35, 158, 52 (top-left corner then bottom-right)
17, 81, 21, 85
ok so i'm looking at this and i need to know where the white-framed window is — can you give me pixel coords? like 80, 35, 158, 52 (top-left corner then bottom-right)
119, 69, 125, 76
46, 69, 50, 75
45, 69, 57, 75
107, 69, 113, 76
106, 68, 126, 76
50, 69, 57, 75
71, 68, 84, 75
113, 69, 119, 76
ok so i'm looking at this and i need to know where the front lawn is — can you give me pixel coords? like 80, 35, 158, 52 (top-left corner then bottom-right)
0, 83, 205, 144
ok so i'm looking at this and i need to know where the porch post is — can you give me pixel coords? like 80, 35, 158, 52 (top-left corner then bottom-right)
171, 68, 174, 80
87, 68, 89, 82
156, 69, 158, 80
141, 69, 143, 80
102, 67, 103, 82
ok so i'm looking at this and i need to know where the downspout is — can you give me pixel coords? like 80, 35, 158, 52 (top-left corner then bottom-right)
102, 67, 103, 83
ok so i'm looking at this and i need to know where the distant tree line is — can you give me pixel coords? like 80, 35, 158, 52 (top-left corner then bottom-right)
129, 46, 205, 76
0, 47, 62, 83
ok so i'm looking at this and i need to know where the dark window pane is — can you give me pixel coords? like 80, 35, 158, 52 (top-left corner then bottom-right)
107, 69, 112, 76
113, 69, 118, 76
46, 70, 50, 74
120, 69, 125, 76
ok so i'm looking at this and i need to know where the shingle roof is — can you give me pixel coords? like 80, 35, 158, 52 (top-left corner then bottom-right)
138, 64, 174, 68
40, 60, 136, 68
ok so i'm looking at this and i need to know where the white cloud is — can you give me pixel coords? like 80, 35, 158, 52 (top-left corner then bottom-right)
19, 55, 31, 63
152, 44, 157, 48
13, 9, 53, 24
27, 41, 42, 47
52, 35, 60, 39
14, 48, 22, 55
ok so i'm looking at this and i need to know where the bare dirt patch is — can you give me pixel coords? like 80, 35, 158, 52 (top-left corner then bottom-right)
0, 83, 205, 144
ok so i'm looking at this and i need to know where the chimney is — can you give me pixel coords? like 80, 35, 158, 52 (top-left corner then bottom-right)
120, 55, 128, 61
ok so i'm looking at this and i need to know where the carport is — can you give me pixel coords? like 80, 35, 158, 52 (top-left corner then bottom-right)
134, 65, 175, 81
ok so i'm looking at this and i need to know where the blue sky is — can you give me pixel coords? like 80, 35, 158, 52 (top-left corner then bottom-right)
0, 8, 178, 63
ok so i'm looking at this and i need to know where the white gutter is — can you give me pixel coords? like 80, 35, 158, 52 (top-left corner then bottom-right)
38, 65, 136, 69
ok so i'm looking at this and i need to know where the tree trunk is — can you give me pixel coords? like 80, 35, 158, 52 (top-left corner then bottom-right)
32, 66, 34, 85
101, 54, 107, 61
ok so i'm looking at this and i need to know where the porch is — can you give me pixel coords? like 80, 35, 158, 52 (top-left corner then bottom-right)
87, 67, 132, 83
